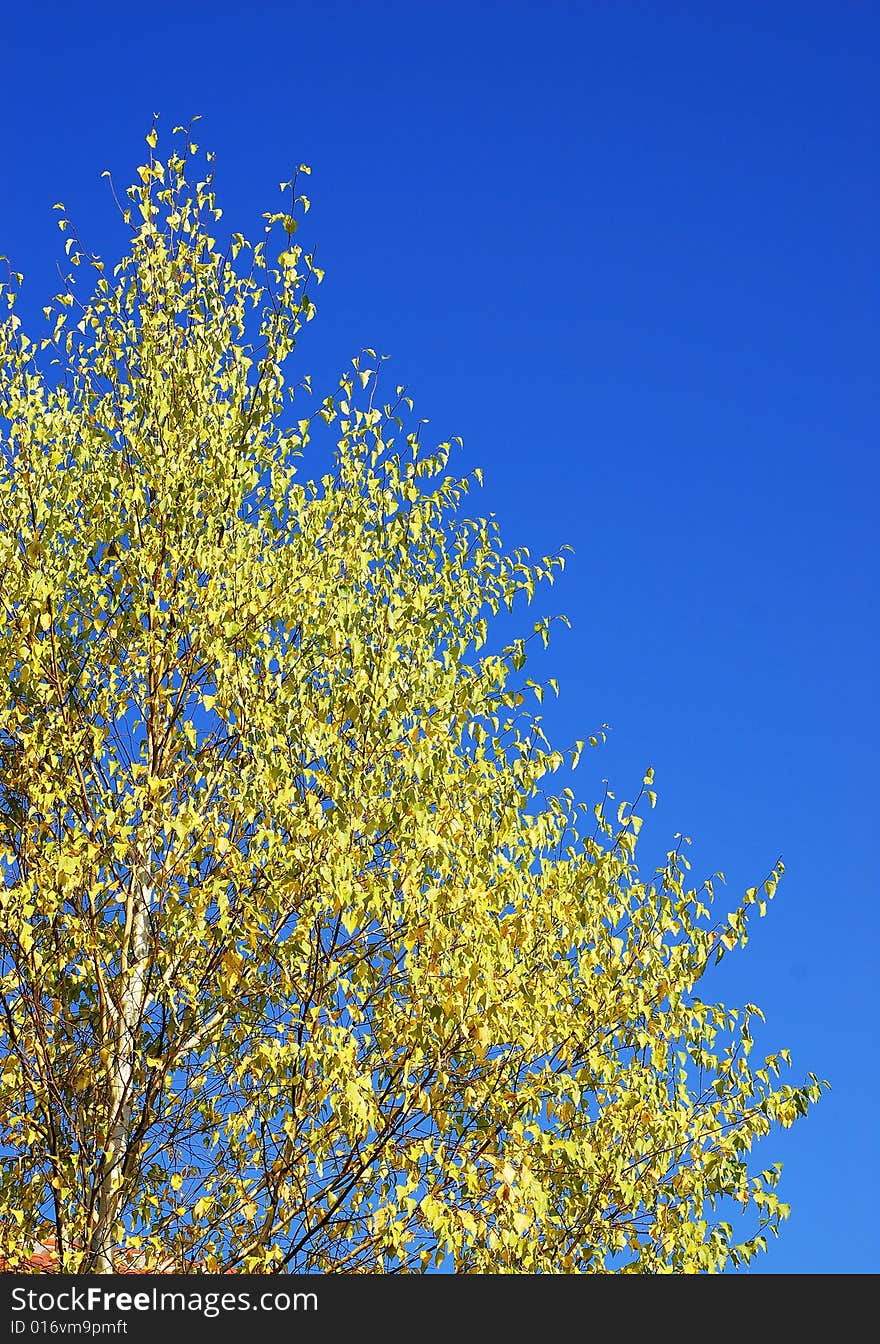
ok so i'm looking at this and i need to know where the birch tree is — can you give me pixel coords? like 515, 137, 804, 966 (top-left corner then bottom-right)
0, 126, 824, 1273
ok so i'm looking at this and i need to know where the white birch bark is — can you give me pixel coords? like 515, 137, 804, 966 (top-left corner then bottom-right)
88, 838, 152, 1270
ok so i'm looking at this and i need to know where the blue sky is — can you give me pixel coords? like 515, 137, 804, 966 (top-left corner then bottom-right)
3, 1, 877, 1272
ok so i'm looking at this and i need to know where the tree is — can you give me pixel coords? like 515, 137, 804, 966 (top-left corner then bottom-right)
0, 125, 824, 1275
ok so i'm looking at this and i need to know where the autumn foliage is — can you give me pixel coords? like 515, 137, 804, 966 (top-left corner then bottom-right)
0, 125, 824, 1273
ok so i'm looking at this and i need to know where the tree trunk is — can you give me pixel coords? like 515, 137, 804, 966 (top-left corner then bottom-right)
88, 864, 150, 1272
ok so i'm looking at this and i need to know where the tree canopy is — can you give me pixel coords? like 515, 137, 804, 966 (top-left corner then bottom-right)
0, 126, 824, 1273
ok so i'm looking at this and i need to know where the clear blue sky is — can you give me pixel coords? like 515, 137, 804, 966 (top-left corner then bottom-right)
3, 1, 877, 1273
